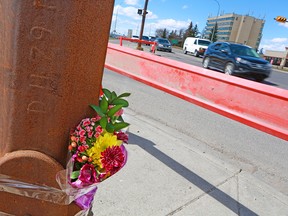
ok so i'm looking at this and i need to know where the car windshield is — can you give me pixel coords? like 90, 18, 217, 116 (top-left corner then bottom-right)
157, 39, 170, 44
198, 40, 211, 46
230, 44, 260, 57
142, 36, 149, 40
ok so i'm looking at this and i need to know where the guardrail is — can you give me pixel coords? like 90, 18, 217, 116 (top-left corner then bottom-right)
105, 43, 288, 141
119, 36, 157, 53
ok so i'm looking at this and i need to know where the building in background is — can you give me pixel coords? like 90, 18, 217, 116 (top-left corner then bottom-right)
127, 29, 133, 38
204, 13, 265, 49
264, 47, 288, 68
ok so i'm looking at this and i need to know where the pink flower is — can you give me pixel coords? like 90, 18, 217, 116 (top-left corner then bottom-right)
78, 145, 87, 152
85, 126, 91, 132
78, 164, 98, 186
101, 146, 125, 174
79, 129, 86, 137
79, 136, 86, 144
88, 131, 93, 138
95, 132, 101, 138
91, 115, 101, 122
96, 125, 103, 133
115, 109, 124, 117
82, 119, 91, 127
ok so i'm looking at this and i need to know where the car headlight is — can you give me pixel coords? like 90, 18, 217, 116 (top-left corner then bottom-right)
236, 57, 250, 65
158, 44, 164, 47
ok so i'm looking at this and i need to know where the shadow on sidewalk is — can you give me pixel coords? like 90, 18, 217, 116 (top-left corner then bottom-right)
128, 132, 258, 216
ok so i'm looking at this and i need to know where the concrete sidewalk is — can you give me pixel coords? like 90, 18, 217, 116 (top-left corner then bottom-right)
92, 109, 288, 216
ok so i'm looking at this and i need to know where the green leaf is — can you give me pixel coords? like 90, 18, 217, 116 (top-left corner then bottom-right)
71, 171, 80, 179
113, 122, 130, 131
90, 104, 105, 117
106, 123, 115, 133
107, 105, 123, 117
111, 91, 117, 101
102, 88, 112, 100
100, 96, 108, 113
111, 98, 129, 107
100, 116, 108, 129
118, 92, 131, 98
117, 115, 124, 122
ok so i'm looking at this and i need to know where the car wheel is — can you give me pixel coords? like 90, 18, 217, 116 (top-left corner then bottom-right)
224, 62, 234, 75
194, 50, 199, 57
203, 57, 210, 69
183, 48, 187, 54
255, 76, 265, 82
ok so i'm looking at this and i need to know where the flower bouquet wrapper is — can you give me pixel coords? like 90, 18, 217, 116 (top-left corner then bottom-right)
56, 88, 130, 215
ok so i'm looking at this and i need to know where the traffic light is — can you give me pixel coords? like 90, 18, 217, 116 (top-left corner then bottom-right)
275, 16, 287, 23
137, 9, 142, 15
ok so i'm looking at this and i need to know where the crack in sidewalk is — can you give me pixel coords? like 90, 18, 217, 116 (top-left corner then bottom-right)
166, 169, 243, 216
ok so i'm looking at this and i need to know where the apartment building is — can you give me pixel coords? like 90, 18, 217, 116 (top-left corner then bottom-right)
204, 13, 265, 49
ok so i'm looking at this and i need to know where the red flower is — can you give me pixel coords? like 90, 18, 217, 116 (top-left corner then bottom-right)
116, 131, 129, 144
78, 164, 98, 186
101, 146, 125, 173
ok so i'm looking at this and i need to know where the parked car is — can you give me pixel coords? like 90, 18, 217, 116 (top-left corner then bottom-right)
202, 42, 272, 82
141, 35, 150, 46
131, 35, 139, 39
183, 37, 211, 57
154, 38, 172, 52
149, 36, 156, 42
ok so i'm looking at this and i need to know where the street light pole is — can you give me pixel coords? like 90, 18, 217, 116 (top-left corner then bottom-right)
113, 6, 119, 33
137, 0, 149, 50
113, 2, 124, 34
210, 0, 220, 42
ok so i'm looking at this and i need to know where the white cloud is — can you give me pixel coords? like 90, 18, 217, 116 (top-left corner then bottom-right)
271, 38, 288, 43
182, 5, 188, 9
146, 10, 158, 19
260, 38, 288, 52
279, 22, 288, 28
114, 5, 157, 21
124, 0, 139, 5
153, 19, 190, 30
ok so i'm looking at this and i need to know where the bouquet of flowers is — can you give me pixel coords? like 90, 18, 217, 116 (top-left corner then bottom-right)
57, 88, 130, 214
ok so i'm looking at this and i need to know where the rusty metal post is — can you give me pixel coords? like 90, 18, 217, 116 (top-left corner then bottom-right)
0, 0, 114, 215
136, 0, 149, 51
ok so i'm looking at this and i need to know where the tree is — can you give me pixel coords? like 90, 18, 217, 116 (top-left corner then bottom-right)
168, 30, 178, 40
192, 24, 199, 37
209, 22, 218, 42
162, 28, 168, 38
155, 28, 169, 38
184, 21, 193, 39
155, 28, 164, 38
178, 28, 185, 38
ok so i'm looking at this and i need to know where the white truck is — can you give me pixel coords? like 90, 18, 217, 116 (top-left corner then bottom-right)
183, 37, 211, 57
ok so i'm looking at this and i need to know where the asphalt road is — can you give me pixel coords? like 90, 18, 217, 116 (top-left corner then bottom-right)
109, 38, 288, 90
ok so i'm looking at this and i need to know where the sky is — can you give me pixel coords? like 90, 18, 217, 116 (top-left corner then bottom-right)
111, 0, 288, 52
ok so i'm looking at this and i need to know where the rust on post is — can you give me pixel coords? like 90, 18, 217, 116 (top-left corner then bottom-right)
0, 0, 115, 215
